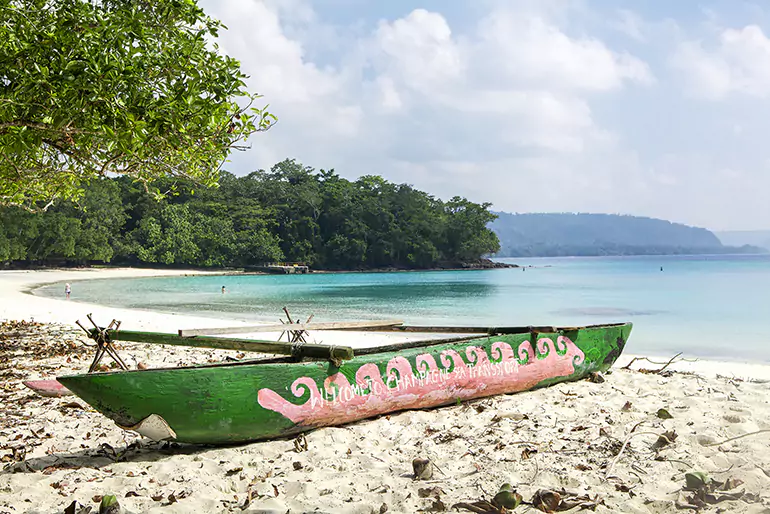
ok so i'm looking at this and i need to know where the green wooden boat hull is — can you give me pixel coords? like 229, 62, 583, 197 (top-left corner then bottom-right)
57, 323, 631, 444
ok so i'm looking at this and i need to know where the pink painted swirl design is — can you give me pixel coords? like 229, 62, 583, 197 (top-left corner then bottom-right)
257, 336, 586, 427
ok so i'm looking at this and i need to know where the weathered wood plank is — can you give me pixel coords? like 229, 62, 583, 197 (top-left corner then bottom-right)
178, 319, 404, 337
111, 330, 354, 361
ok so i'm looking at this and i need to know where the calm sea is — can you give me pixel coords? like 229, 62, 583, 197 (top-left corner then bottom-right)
35, 255, 770, 363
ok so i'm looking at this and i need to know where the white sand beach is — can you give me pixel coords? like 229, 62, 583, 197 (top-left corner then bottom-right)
1, 268, 769, 513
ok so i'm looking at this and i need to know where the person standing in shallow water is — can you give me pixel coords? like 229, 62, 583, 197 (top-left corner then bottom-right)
222, 286, 226, 294
65, 283, 71, 299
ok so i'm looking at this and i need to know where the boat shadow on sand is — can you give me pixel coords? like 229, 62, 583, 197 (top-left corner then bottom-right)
3, 395, 492, 475
3, 440, 229, 474
4, 393, 519, 476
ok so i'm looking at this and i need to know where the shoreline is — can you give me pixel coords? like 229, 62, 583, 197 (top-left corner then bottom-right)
1, 268, 233, 331
1, 267, 769, 380
0, 267, 428, 352
2, 268, 770, 513
1, 257, 518, 276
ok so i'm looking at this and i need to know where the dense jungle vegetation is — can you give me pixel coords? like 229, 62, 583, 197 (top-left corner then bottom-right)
0, 159, 500, 270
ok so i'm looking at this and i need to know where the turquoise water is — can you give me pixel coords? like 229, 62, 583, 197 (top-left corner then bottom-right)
35, 255, 770, 362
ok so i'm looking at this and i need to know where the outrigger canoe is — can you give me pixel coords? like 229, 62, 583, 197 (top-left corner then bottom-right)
55, 321, 632, 445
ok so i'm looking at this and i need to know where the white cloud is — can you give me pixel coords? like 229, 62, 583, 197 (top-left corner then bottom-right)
374, 76, 402, 112
361, 6, 651, 156
215, 1, 341, 103
486, 91, 598, 153
373, 9, 465, 95
610, 9, 647, 42
208, 1, 653, 171
672, 24, 770, 99
201, 1, 770, 230
473, 10, 653, 91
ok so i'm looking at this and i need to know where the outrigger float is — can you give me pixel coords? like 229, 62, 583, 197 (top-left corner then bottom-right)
27, 311, 632, 445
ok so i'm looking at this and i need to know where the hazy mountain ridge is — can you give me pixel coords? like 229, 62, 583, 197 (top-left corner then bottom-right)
490, 213, 767, 257
716, 230, 770, 250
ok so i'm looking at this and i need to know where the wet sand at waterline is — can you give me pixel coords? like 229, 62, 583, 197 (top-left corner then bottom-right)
1, 268, 770, 513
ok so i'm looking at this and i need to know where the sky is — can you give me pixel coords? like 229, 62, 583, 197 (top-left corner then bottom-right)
200, 0, 770, 231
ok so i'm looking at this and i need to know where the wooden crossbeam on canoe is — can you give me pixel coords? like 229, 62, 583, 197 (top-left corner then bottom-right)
327, 325, 559, 334
110, 330, 354, 362
278, 307, 311, 344
178, 319, 404, 338
77, 315, 129, 372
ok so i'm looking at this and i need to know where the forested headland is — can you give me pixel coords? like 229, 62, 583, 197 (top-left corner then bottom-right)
716, 230, 770, 251
490, 212, 766, 257
0, 159, 501, 270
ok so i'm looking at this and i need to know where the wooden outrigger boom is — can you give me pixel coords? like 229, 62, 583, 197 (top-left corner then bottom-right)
177, 319, 405, 338
110, 330, 354, 362
82, 316, 589, 365
329, 324, 561, 334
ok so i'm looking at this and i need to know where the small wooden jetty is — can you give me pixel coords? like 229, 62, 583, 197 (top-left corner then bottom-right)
247, 262, 309, 274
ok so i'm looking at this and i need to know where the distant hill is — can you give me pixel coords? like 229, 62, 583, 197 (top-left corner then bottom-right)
715, 230, 770, 251
490, 213, 767, 257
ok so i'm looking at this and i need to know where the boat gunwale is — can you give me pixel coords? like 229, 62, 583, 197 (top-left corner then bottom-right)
56, 322, 631, 379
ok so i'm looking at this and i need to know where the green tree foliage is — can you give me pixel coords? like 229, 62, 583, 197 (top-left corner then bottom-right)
444, 197, 500, 262
0, 159, 501, 269
0, 0, 275, 208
